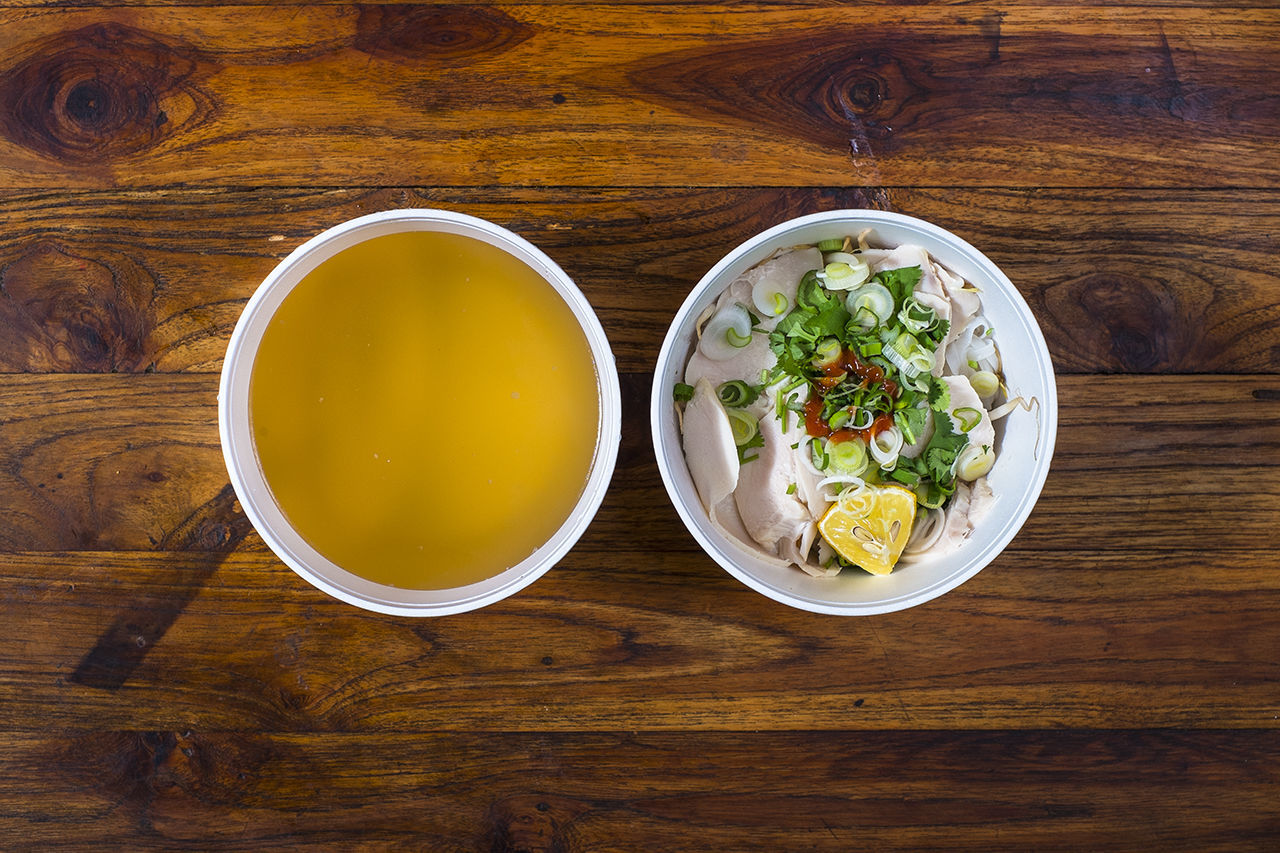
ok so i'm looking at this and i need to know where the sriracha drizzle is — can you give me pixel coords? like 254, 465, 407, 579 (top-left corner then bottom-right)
803, 349, 898, 443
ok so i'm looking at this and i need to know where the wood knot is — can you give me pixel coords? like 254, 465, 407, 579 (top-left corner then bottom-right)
0, 241, 155, 372
1043, 271, 1184, 371
836, 72, 886, 115
159, 483, 255, 552
484, 794, 589, 853
0, 23, 212, 163
625, 34, 917, 150
355, 5, 535, 62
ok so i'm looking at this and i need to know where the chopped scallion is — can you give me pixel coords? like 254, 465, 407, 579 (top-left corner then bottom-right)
953, 406, 982, 433
717, 380, 759, 408
813, 337, 842, 366
828, 439, 868, 476
969, 370, 1000, 399
726, 408, 760, 446
811, 440, 830, 470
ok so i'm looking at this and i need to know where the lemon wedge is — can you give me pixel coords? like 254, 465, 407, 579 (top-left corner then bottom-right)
818, 484, 918, 575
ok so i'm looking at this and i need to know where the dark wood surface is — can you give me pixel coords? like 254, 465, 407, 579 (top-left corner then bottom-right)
2, 3, 1278, 850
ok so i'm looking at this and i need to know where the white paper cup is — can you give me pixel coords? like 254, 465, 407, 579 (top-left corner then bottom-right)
652, 210, 1057, 614
220, 209, 621, 616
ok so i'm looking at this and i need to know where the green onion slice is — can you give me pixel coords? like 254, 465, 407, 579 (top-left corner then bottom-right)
811, 439, 830, 471
969, 370, 1000, 399
828, 439, 868, 476
816, 238, 845, 252
813, 337, 842, 366
889, 466, 921, 487
699, 302, 754, 361
725, 409, 759, 447
819, 258, 870, 291
717, 380, 759, 408
953, 406, 982, 432
955, 443, 995, 480
845, 283, 894, 326
898, 297, 938, 333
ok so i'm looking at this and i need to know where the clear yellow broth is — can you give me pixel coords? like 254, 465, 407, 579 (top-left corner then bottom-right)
249, 230, 600, 590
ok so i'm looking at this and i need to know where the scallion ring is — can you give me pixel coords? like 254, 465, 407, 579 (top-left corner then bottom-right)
820, 258, 870, 291
717, 380, 759, 408
750, 274, 791, 319
869, 425, 904, 469
828, 439, 869, 476
698, 302, 754, 361
953, 406, 982, 433
725, 409, 760, 447
811, 439, 830, 471
955, 443, 995, 480
845, 283, 894, 326
813, 337, 842, 366
849, 408, 874, 430
969, 370, 1000, 399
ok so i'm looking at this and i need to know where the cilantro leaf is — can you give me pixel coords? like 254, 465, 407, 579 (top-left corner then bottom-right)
894, 404, 928, 446
927, 375, 952, 413
875, 266, 923, 310
922, 407, 968, 487
812, 298, 851, 339
737, 430, 766, 464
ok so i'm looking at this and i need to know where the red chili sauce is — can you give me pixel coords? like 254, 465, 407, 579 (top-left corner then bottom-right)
804, 350, 897, 443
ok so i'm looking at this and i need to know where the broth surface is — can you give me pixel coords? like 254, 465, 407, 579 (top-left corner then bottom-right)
250, 230, 600, 590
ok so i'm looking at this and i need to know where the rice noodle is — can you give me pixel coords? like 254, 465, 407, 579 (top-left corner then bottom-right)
989, 395, 1034, 421
902, 506, 947, 557
945, 315, 999, 376
816, 474, 867, 493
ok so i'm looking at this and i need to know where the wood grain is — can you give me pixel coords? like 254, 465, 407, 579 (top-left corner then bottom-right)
0, 7, 1276, 189
3, 373, 1278, 553
2, 549, 1279, 732
1, 2, 1278, 848
1, 187, 1277, 375
1, 730, 1277, 851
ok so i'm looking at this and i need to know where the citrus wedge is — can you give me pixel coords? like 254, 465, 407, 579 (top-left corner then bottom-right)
818, 484, 917, 575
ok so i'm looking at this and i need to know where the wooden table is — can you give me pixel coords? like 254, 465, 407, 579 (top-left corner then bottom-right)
2, 2, 1278, 849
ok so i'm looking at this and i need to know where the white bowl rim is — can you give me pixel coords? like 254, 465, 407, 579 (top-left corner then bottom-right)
651, 209, 1057, 615
219, 208, 622, 616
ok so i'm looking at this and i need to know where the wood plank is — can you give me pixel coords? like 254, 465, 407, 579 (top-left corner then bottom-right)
1, 187, 1278, 375
7, 0, 1272, 7
0, 7, 1276, 188
1, 548, 1278, 731
2, 373, 1277, 553
1, 729, 1277, 850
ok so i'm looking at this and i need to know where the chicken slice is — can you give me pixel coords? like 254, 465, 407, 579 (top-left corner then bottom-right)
941, 374, 995, 454
929, 475, 996, 557
734, 405, 813, 556
681, 378, 740, 514
741, 247, 822, 331
684, 332, 776, 411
